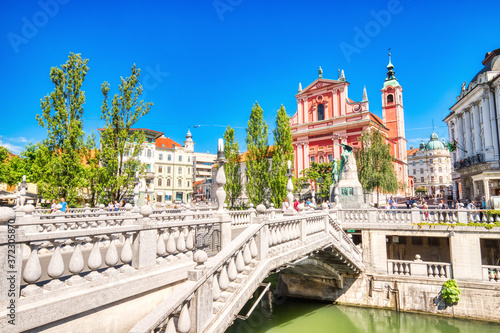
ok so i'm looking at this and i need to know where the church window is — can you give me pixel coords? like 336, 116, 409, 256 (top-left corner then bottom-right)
317, 104, 325, 121
310, 156, 315, 162
387, 94, 394, 104
328, 155, 333, 162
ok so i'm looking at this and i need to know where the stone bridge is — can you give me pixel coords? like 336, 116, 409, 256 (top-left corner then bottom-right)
0, 204, 363, 333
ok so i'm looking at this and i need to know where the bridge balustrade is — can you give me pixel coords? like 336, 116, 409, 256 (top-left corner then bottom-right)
130, 211, 364, 333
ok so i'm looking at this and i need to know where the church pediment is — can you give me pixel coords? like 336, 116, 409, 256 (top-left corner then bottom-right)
297, 79, 345, 96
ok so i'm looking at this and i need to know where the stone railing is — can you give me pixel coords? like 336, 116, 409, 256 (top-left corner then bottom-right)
338, 208, 500, 225
228, 209, 256, 228
387, 258, 452, 279
0, 205, 232, 332
129, 211, 364, 333
482, 265, 500, 283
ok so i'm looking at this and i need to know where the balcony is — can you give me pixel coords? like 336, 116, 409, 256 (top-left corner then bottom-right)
145, 171, 155, 179
453, 153, 485, 169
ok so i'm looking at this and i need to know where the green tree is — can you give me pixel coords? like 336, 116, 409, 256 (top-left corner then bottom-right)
82, 132, 102, 206
223, 126, 243, 209
35, 53, 90, 204
0, 146, 11, 184
269, 105, 293, 207
0, 146, 24, 186
99, 64, 152, 203
245, 102, 270, 206
356, 129, 398, 206
301, 161, 333, 202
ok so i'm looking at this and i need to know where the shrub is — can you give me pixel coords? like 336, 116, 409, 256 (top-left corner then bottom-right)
441, 279, 461, 305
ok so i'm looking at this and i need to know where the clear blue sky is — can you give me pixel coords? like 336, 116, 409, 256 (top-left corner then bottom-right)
1, 0, 499, 155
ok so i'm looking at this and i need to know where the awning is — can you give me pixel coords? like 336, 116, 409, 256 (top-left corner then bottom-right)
164, 191, 173, 195
156, 191, 163, 196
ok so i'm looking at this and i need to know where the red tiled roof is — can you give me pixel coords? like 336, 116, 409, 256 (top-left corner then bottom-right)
238, 145, 275, 162
407, 148, 419, 156
193, 180, 204, 186
156, 137, 182, 149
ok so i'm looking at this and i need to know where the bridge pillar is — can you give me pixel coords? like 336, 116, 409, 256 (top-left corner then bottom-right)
449, 232, 482, 281
0, 208, 22, 308
132, 208, 157, 269
253, 217, 268, 260
361, 230, 387, 274
187, 267, 213, 332
218, 213, 232, 250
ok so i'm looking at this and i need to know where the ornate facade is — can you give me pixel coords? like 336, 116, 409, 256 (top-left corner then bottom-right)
407, 133, 452, 197
444, 48, 500, 205
290, 57, 408, 196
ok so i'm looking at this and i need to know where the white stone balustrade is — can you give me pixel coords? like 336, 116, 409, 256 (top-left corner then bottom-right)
388, 259, 452, 279
482, 265, 500, 283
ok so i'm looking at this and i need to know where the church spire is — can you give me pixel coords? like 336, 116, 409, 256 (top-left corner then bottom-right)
339, 69, 346, 81
362, 86, 368, 101
298, 82, 302, 92
386, 50, 397, 82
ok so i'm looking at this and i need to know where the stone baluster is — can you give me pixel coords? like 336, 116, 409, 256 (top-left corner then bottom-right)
156, 228, 167, 262
103, 233, 120, 276
219, 265, 229, 291
21, 241, 44, 296
44, 239, 67, 291
227, 257, 237, 282
119, 232, 135, 273
212, 272, 221, 302
67, 237, 86, 286
85, 236, 103, 281
177, 302, 191, 333
177, 227, 187, 259
186, 227, 195, 251
215, 138, 227, 213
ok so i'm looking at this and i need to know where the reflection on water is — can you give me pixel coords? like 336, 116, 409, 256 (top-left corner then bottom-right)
226, 297, 500, 333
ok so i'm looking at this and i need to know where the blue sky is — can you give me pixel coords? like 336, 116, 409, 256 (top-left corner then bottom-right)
1, 0, 499, 155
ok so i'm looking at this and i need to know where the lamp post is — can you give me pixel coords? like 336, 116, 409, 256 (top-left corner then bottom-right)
133, 171, 140, 210
215, 138, 227, 212
284, 160, 296, 215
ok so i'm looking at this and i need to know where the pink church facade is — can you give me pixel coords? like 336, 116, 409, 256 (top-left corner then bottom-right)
290, 60, 409, 196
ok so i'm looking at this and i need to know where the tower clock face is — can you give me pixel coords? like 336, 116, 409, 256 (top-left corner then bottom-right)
353, 103, 361, 112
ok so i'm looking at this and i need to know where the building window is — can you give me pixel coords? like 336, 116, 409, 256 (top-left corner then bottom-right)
188, 168, 190, 175
178, 167, 182, 174
178, 179, 182, 187
311, 156, 315, 162
158, 166, 163, 173
420, 177, 424, 182
317, 104, 325, 121
420, 168, 423, 174
187, 181, 190, 187
179, 155, 182, 162
188, 157, 191, 163
168, 154, 172, 161
429, 159, 433, 164
431, 176, 435, 182
159, 153, 163, 161
413, 169, 416, 175
412, 161, 415, 166
439, 176, 443, 183
146, 149, 152, 158
439, 167, 442, 172
430, 167, 434, 173
167, 179, 171, 186
328, 155, 333, 162
387, 94, 394, 104
420, 160, 423, 165
438, 158, 442, 163
146, 164, 151, 172
158, 178, 162, 186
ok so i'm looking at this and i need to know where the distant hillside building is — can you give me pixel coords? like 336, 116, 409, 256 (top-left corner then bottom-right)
290, 56, 408, 196
444, 48, 500, 204
407, 133, 452, 197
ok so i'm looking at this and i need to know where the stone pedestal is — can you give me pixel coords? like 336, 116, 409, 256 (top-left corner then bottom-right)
330, 153, 369, 209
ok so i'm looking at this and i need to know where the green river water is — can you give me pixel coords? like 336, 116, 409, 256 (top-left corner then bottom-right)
226, 298, 500, 333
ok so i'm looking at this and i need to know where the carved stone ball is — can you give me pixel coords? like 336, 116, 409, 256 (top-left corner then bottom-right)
193, 250, 208, 265
270, 203, 274, 208
249, 203, 254, 208
414, 254, 422, 261
223, 203, 228, 208
99, 204, 105, 209
56, 204, 63, 210
185, 203, 191, 209
297, 203, 305, 211
139, 205, 153, 217
0, 207, 16, 225
23, 204, 35, 215
124, 203, 133, 211
322, 203, 329, 210
256, 204, 266, 214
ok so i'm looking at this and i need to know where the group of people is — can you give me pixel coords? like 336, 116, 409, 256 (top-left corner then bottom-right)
281, 198, 331, 212
108, 200, 125, 211
49, 197, 67, 213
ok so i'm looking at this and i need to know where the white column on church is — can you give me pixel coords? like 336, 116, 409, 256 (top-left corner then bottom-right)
456, 113, 464, 160
481, 93, 494, 160
489, 89, 499, 160
483, 179, 490, 208
303, 99, 308, 123
464, 108, 472, 156
297, 99, 303, 124
473, 103, 482, 153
